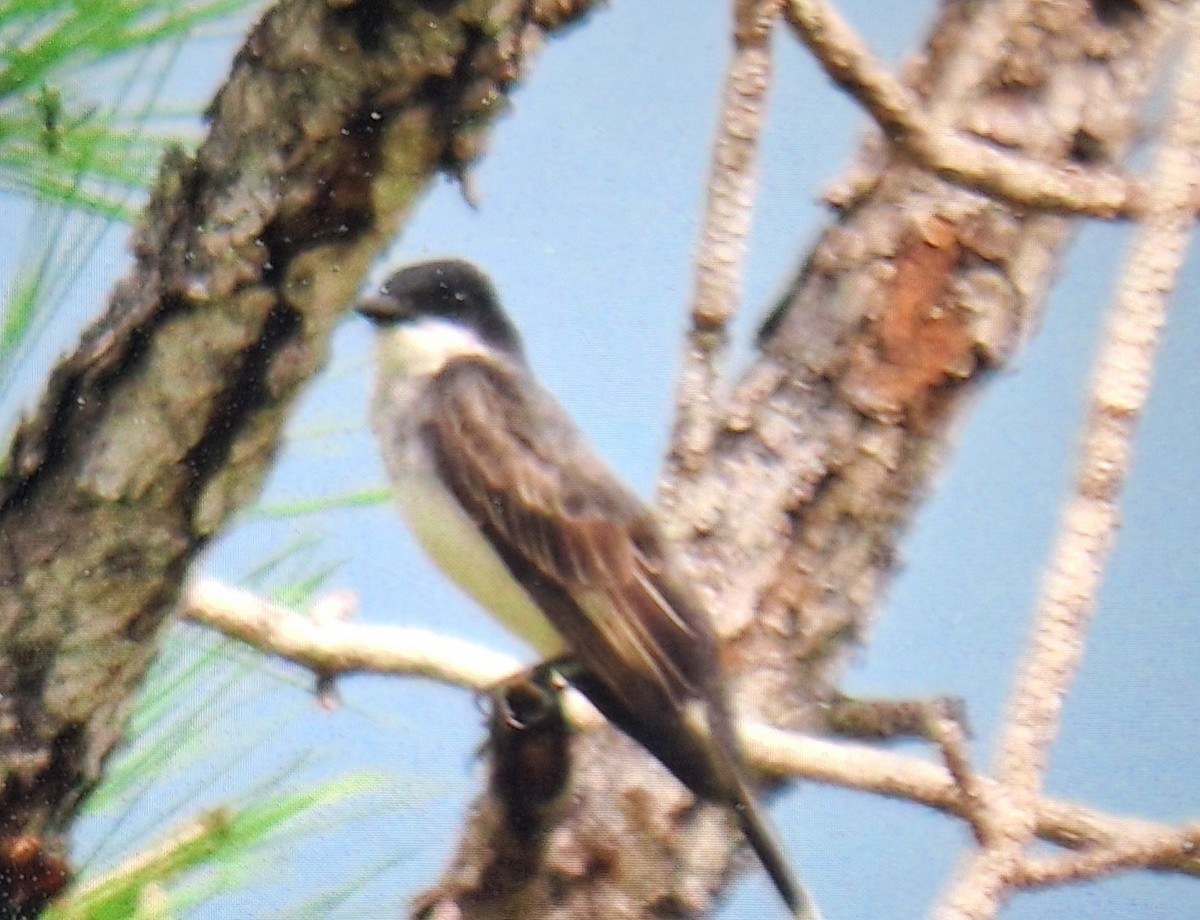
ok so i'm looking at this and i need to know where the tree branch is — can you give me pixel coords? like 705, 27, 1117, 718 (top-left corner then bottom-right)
1013, 826, 1200, 888
3, 1, 1188, 918
783, 0, 1145, 218
187, 580, 521, 692
934, 4, 1200, 917
662, 0, 778, 501
544, 2, 1175, 916
184, 579, 1200, 888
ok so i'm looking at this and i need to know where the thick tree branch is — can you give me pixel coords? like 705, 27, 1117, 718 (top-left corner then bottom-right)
0, 0, 597, 908
665, 0, 1176, 726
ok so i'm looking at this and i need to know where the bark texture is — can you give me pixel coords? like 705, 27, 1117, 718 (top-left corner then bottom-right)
0, 0, 595, 914
420, 1, 1183, 917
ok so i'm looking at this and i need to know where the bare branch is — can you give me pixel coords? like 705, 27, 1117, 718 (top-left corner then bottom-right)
749, 720, 1200, 878
1, 1, 1190, 917
783, 0, 1141, 218
934, 5, 1200, 917
587, 2, 1178, 911
184, 580, 1200, 883
187, 580, 521, 692
662, 0, 779, 505
1014, 826, 1200, 888
926, 714, 996, 847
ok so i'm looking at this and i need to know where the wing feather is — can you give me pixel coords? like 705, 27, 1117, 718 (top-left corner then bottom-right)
420, 357, 712, 717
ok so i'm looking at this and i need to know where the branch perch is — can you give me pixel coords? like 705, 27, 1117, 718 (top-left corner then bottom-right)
183, 580, 1200, 884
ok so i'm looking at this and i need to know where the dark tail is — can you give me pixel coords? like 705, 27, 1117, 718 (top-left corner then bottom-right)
701, 695, 821, 920
565, 670, 821, 917
727, 767, 822, 920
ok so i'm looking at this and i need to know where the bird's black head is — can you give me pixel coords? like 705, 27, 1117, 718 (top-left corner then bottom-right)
357, 259, 524, 358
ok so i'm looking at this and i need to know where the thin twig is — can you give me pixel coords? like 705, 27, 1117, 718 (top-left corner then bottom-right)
783, 0, 1140, 218
747, 721, 1200, 878
184, 579, 1200, 882
187, 580, 521, 692
662, 0, 778, 504
1014, 825, 1200, 888
926, 714, 995, 847
933, 6, 1200, 918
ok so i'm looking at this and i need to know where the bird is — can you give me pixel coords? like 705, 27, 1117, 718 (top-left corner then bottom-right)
358, 259, 819, 919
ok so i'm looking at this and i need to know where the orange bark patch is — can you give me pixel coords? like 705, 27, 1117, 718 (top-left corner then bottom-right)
844, 217, 979, 429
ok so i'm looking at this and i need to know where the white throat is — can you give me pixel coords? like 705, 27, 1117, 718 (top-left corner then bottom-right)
374, 317, 492, 378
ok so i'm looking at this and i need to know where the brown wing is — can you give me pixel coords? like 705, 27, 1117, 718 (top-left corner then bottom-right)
419, 357, 719, 721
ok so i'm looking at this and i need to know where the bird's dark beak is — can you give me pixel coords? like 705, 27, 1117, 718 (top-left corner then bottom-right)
355, 295, 408, 325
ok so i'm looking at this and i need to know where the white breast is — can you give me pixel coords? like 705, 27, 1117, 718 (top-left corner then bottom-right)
390, 446, 568, 660
370, 322, 568, 659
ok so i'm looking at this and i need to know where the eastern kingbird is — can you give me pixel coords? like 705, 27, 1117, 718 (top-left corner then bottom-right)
360, 259, 818, 919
